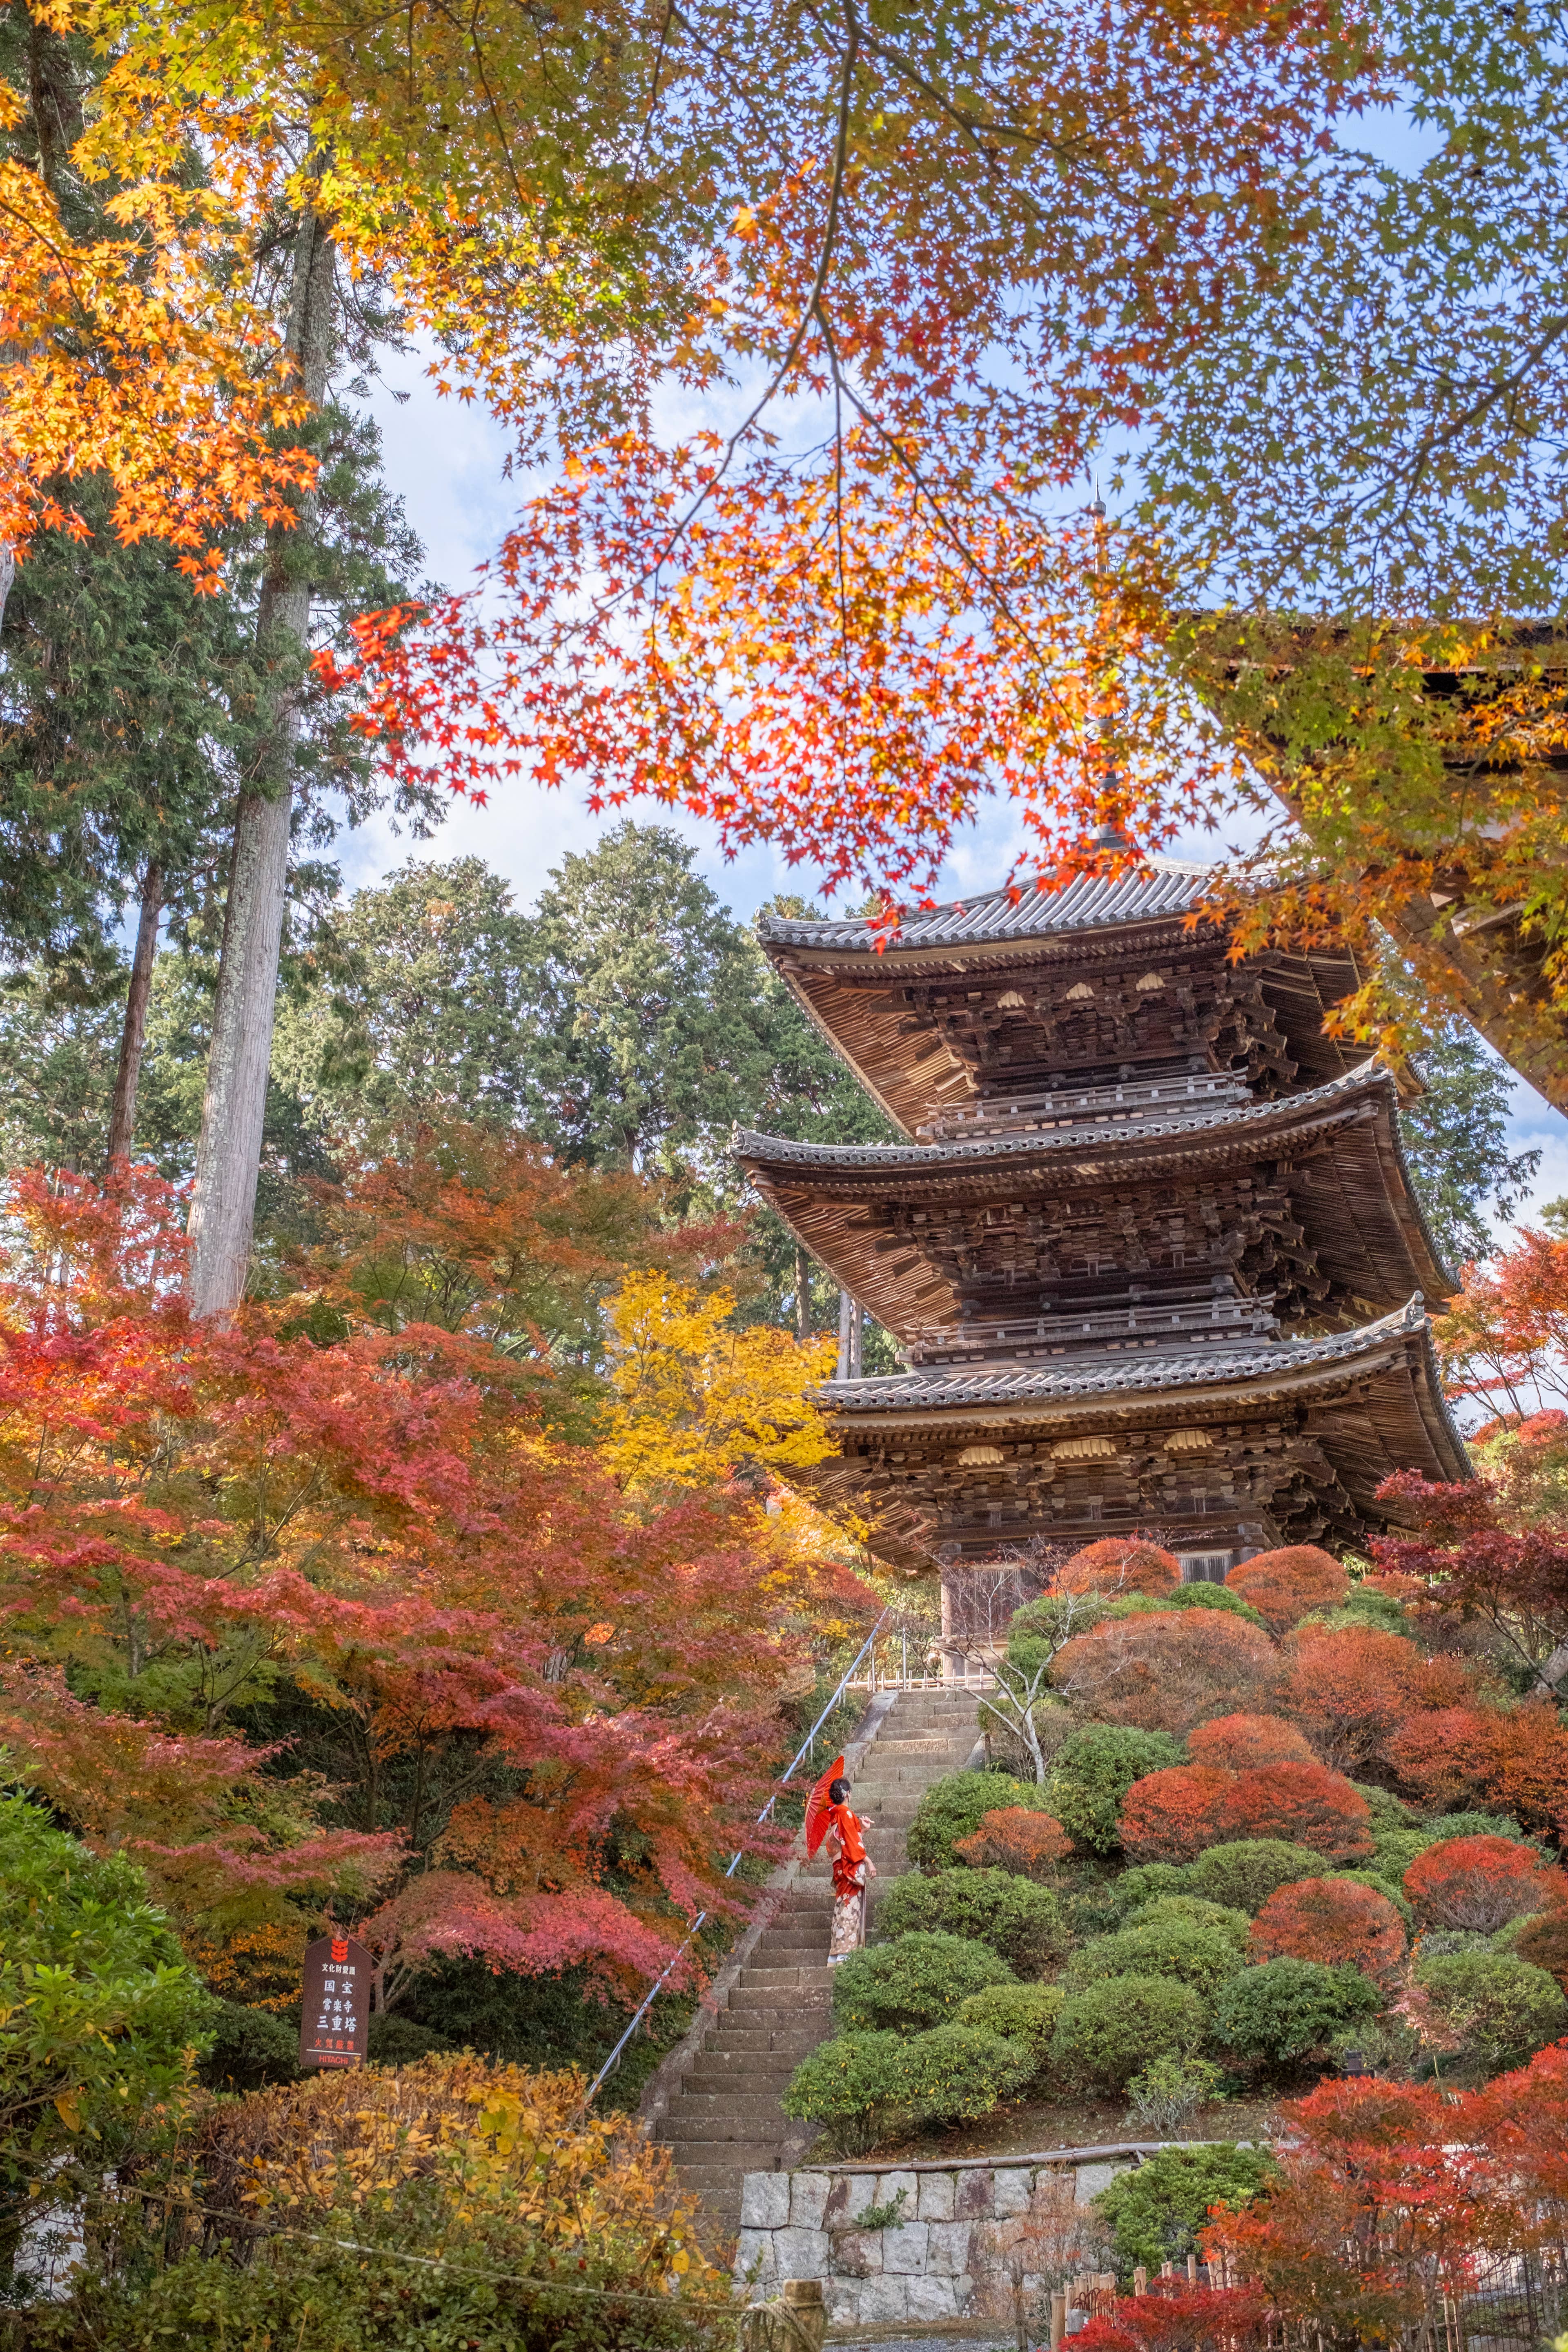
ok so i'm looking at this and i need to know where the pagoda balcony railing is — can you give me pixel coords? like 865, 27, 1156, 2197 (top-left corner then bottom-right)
911, 1296, 1279, 1364
917, 1069, 1252, 1141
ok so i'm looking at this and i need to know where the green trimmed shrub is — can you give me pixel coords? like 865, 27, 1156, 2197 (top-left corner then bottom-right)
898, 2022, 1036, 2124
1094, 2143, 1276, 2278
1212, 1958, 1380, 2068
1064, 1920, 1245, 1994
1047, 1725, 1184, 1855
832, 1931, 1014, 2033
1349, 1782, 1417, 1828
1421, 1811, 1535, 1844
1107, 1585, 1267, 1630
1305, 1592, 1413, 1639
199, 2000, 301, 2093
876, 1869, 1068, 1976
1187, 1840, 1328, 1915
906, 1771, 1051, 1870
780, 2031, 909, 2155
782, 2022, 1033, 2148
1415, 1951, 1568, 2070
1372, 1814, 1536, 1884
956, 1983, 1064, 2067
1125, 2055, 1223, 2135
1109, 1864, 1194, 1917
1122, 1896, 1252, 1951
1049, 1974, 1206, 2090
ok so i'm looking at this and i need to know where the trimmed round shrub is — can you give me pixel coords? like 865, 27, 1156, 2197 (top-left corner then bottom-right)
1227, 1545, 1349, 1632
1415, 1952, 1568, 2071
1120, 1766, 1242, 1864
898, 2021, 1037, 2125
1049, 1973, 1206, 2091
955, 1982, 1064, 2067
1108, 1584, 1267, 1630
1404, 1835, 1564, 1932
1186, 1713, 1315, 1772
832, 1931, 1014, 2033
875, 1869, 1069, 1976
1109, 1863, 1194, 1918
1421, 1811, 1534, 1844
906, 1771, 1051, 1871
1094, 2143, 1276, 2278
1123, 1895, 1252, 1951
1336, 1868, 1415, 1929
1060, 1537, 1181, 1597
782, 2030, 908, 2152
1046, 1724, 1183, 1855
1212, 1958, 1380, 2068
1051, 1612, 1276, 1740
1187, 1840, 1327, 1914
1250, 1877, 1406, 1981
1222, 1762, 1376, 1860
1064, 1919, 1245, 1995
953, 1808, 1075, 1880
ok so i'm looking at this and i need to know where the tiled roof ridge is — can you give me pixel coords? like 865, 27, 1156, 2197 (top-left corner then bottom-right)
734, 1057, 1393, 1170
820, 1292, 1434, 1410
758, 861, 1214, 953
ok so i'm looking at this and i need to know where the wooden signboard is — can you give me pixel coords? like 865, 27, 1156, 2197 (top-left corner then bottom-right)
299, 1932, 372, 2070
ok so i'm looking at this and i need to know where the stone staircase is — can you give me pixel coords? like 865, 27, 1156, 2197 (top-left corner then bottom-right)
653, 1687, 983, 2232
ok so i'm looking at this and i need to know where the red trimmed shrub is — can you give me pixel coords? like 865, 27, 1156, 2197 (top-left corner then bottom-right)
1387, 1705, 1568, 1838
1403, 1835, 1565, 1932
1060, 1538, 1181, 1598
1187, 1713, 1315, 1772
1052, 1611, 1275, 1738
1513, 1905, 1568, 1987
953, 1807, 1074, 1878
1274, 1625, 1476, 1771
1221, 1762, 1374, 1860
1227, 1546, 1349, 1633
1120, 1768, 1241, 1864
1250, 1876, 1406, 1981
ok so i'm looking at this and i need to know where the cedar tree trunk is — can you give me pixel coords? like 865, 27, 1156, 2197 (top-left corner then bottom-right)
187, 196, 334, 1316
106, 860, 162, 1165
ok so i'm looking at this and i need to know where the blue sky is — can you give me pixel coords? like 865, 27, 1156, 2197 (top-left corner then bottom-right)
350, 352, 1568, 1241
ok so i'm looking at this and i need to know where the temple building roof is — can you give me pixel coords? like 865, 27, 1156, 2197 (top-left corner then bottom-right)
806, 1297, 1468, 1570
757, 864, 1370, 1137
735, 1061, 1455, 1348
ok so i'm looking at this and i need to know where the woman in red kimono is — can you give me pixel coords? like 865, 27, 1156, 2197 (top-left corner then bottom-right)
824, 1774, 876, 1964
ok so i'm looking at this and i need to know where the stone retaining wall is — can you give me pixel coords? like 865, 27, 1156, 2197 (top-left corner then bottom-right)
735, 2146, 1155, 2331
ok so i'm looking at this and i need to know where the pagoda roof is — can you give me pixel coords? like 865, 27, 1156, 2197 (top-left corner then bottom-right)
735, 1061, 1455, 1332
760, 861, 1212, 956
811, 1297, 1469, 1566
759, 863, 1367, 1134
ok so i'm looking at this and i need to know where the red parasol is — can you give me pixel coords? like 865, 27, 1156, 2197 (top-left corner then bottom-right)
805, 1756, 846, 1858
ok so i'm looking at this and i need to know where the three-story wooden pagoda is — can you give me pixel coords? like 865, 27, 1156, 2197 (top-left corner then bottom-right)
735, 862, 1468, 1581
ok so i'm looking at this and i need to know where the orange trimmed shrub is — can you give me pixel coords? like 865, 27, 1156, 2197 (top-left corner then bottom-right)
1387, 1705, 1568, 1839
1120, 1768, 1240, 1864
1226, 1546, 1349, 1633
1403, 1835, 1565, 1933
1059, 1538, 1181, 1598
1250, 1876, 1406, 1981
1514, 1904, 1568, 1987
1274, 1625, 1477, 1772
1187, 1713, 1315, 1772
953, 1807, 1075, 1879
1222, 1762, 1375, 1861
1052, 1611, 1275, 1738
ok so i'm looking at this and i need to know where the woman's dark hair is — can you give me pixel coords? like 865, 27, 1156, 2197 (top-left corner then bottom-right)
828, 1777, 850, 1805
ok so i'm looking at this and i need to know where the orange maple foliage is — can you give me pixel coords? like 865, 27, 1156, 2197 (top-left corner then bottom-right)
953, 1806, 1074, 1879
1060, 1537, 1181, 1598
1226, 1546, 1349, 1633
1433, 1228, 1568, 1419
294, 0, 1376, 895
1120, 1759, 1374, 1864
1402, 1835, 1566, 1934
1249, 1875, 1406, 1982
1273, 1623, 1478, 1772
1052, 1609, 1274, 1737
1385, 1704, 1568, 1838
1186, 1712, 1314, 1772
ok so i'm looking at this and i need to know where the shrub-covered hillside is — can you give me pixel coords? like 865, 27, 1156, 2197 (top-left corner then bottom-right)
784, 1538, 1568, 2156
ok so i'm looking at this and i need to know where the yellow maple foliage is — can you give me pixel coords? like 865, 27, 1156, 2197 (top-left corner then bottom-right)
599, 1272, 838, 1495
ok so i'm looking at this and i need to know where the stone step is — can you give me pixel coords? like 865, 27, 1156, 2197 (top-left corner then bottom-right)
705, 2027, 827, 2054
660, 2111, 799, 2143
687, 2061, 801, 2091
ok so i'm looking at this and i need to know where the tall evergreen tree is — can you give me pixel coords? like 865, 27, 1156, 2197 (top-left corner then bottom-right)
1399, 1023, 1541, 1273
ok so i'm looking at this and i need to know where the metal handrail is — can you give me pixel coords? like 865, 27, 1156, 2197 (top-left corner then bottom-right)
581, 1606, 893, 2107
